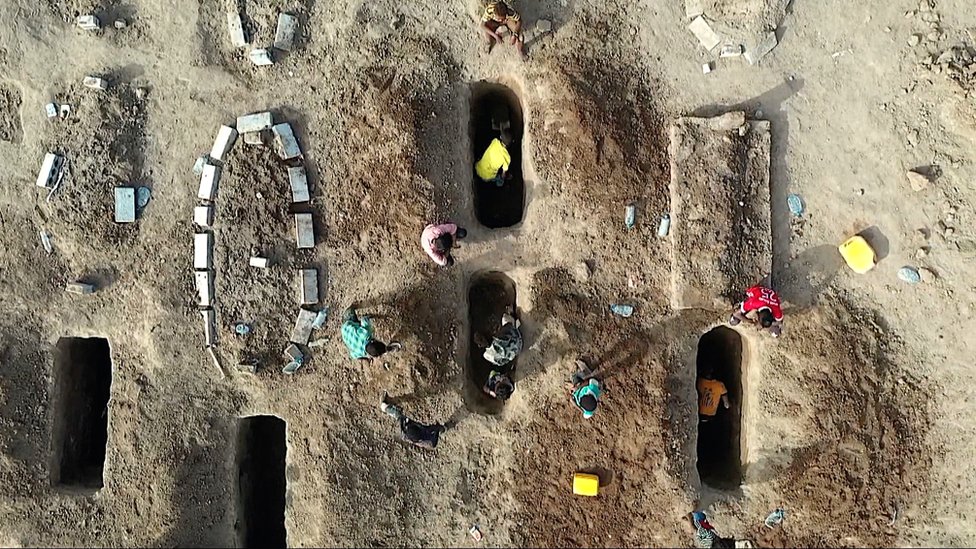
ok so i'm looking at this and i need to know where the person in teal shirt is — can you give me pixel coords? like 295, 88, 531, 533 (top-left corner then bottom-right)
569, 360, 603, 418
340, 306, 388, 361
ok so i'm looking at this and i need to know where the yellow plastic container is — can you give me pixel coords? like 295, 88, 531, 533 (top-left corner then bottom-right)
838, 235, 876, 274
573, 473, 600, 497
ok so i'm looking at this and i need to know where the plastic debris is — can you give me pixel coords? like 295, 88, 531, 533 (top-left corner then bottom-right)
59, 104, 71, 117
610, 304, 634, 317
40, 231, 53, 254
897, 266, 921, 284
787, 193, 804, 216
282, 360, 303, 374
469, 525, 483, 542
192, 155, 209, 176
658, 214, 671, 237
702, 61, 714, 74
311, 308, 329, 329
45, 103, 57, 118
764, 508, 786, 528
114, 19, 126, 29
624, 203, 636, 228
136, 186, 152, 211
234, 322, 253, 336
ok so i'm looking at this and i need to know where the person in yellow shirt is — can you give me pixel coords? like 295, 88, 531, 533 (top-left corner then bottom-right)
697, 368, 730, 421
475, 129, 513, 187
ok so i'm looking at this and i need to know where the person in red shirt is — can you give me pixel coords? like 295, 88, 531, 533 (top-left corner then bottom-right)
729, 285, 784, 337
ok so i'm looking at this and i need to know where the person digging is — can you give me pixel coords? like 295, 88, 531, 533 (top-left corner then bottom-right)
380, 393, 446, 449
729, 284, 784, 338
475, 128, 514, 188
566, 359, 603, 419
479, 0, 524, 56
476, 311, 523, 400
421, 221, 467, 267
340, 306, 399, 362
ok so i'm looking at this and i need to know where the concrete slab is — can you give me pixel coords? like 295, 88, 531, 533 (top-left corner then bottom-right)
283, 343, 304, 362
114, 187, 136, 223
36, 153, 62, 188
295, 213, 314, 248
249, 48, 274, 66
66, 282, 95, 295
272, 122, 301, 159
688, 16, 721, 51
227, 11, 247, 47
195, 270, 214, 307
201, 309, 216, 346
237, 112, 273, 133
194, 232, 213, 270
210, 125, 238, 161
299, 268, 318, 305
198, 164, 220, 200
194, 205, 213, 227
288, 166, 309, 202
289, 308, 316, 345
83, 76, 108, 90
668, 114, 771, 310
274, 13, 298, 51
77, 15, 100, 30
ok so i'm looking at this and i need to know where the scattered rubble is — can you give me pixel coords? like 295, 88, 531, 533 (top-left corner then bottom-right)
907, 169, 931, 191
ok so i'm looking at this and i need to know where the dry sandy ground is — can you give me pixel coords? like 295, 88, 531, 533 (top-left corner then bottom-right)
0, 0, 975, 546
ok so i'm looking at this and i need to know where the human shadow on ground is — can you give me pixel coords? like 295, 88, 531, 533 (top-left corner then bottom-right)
777, 244, 844, 308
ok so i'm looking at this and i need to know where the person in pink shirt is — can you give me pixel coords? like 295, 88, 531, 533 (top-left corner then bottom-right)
421, 222, 467, 266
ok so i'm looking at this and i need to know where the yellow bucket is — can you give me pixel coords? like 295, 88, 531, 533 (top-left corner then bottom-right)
838, 235, 876, 274
573, 473, 600, 497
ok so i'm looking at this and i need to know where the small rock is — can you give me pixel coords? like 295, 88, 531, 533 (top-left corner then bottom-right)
135, 87, 147, 100
945, 227, 955, 237
536, 19, 553, 33
904, 10, 915, 18
906, 170, 930, 191
884, 26, 892, 33
908, 34, 921, 46
856, 188, 865, 196
927, 31, 941, 42
390, 14, 404, 30
915, 247, 929, 259
919, 267, 937, 282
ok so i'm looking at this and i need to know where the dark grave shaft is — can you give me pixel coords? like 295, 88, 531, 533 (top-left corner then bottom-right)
470, 82, 525, 229
695, 326, 744, 489
237, 415, 287, 548
466, 272, 517, 415
51, 337, 112, 490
